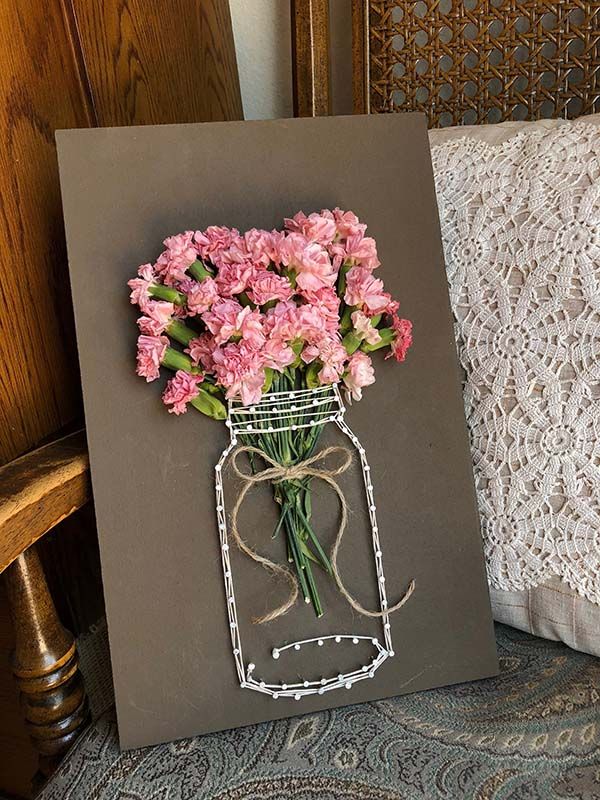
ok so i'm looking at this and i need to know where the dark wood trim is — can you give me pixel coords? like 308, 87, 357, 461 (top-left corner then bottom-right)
0, 431, 90, 574
291, 0, 331, 117
4, 547, 88, 765
352, 0, 370, 114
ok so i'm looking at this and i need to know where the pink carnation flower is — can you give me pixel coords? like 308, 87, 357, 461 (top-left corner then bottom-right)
155, 231, 197, 286
162, 370, 203, 415
343, 351, 375, 401
344, 267, 395, 315
194, 226, 238, 265
346, 234, 380, 270
128, 264, 155, 309
138, 317, 165, 336
248, 271, 294, 305
330, 233, 380, 271
137, 299, 174, 336
244, 229, 283, 268
136, 335, 168, 382
263, 338, 296, 372
299, 287, 340, 334
284, 211, 337, 245
202, 300, 265, 347
351, 310, 381, 345
219, 233, 252, 267
386, 316, 413, 362
186, 333, 217, 371
332, 208, 367, 239
278, 233, 337, 292
185, 277, 219, 315
212, 341, 266, 406
264, 301, 330, 345
214, 262, 256, 297
302, 336, 348, 384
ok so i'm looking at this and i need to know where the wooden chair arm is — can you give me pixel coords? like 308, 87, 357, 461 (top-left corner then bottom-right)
1, 429, 92, 775
0, 429, 90, 574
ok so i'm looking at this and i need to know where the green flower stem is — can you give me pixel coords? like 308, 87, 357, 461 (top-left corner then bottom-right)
162, 347, 198, 374
149, 285, 186, 305
188, 260, 213, 282
285, 514, 311, 602
362, 327, 395, 352
303, 558, 323, 617
190, 389, 227, 420
166, 319, 197, 346
295, 502, 333, 574
337, 261, 351, 299
239, 367, 333, 618
238, 292, 255, 308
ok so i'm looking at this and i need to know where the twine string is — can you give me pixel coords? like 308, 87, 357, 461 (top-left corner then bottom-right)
228, 445, 415, 624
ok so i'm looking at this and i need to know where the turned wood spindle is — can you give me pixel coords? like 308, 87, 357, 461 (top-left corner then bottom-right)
4, 546, 88, 761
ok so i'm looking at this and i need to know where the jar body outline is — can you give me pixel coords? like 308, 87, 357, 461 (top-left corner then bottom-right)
214, 385, 395, 700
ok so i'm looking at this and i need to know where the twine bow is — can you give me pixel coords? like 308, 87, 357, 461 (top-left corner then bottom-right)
228, 445, 415, 624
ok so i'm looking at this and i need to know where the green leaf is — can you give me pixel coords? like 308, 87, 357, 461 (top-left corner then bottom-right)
190, 389, 227, 420
305, 361, 321, 389
282, 268, 297, 289
290, 338, 304, 356
148, 285, 186, 305
339, 305, 354, 335
188, 260, 213, 282
342, 331, 361, 355
166, 319, 197, 346
263, 367, 275, 394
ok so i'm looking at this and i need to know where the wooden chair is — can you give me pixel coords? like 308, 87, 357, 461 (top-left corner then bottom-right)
0, 431, 90, 769
292, 0, 599, 122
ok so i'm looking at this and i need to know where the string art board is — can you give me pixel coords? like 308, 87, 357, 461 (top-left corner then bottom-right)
57, 114, 497, 749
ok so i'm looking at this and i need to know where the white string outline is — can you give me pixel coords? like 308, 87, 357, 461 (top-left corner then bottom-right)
214, 384, 394, 699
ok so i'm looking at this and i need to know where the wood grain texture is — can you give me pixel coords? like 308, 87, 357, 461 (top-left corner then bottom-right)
4, 547, 88, 762
351, 0, 370, 114
0, 1, 94, 465
0, 581, 37, 799
70, 0, 243, 125
292, 0, 331, 116
0, 431, 90, 574
0, 0, 242, 468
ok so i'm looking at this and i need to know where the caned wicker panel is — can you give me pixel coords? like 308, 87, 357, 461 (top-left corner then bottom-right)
367, 1, 600, 125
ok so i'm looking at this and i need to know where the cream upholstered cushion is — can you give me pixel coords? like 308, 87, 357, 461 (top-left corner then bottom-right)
429, 114, 600, 656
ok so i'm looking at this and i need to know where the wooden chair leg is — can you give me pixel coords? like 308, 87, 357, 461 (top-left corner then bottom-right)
4, 546, 89, 771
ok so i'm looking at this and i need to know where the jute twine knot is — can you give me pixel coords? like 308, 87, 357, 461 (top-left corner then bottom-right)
228, 445, 415, 624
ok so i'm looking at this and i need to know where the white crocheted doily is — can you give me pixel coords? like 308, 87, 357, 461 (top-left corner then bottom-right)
431, 120, 600, 605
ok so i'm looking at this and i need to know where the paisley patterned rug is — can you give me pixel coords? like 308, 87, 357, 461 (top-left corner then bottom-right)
40, 625, 600, 800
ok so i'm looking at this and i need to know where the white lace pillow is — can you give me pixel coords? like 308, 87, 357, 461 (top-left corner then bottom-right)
429, 114, 600, 656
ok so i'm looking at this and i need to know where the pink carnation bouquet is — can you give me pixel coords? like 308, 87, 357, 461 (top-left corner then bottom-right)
129, 209, 412, 617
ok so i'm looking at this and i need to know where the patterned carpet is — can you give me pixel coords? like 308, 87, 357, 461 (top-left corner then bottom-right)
40, 625, 600, 800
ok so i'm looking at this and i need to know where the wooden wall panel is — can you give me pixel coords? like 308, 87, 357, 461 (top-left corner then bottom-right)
1, 3, 241, 794
0, 1, 94, 465
0, 0, 241, 467
70, 0, 243, 125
